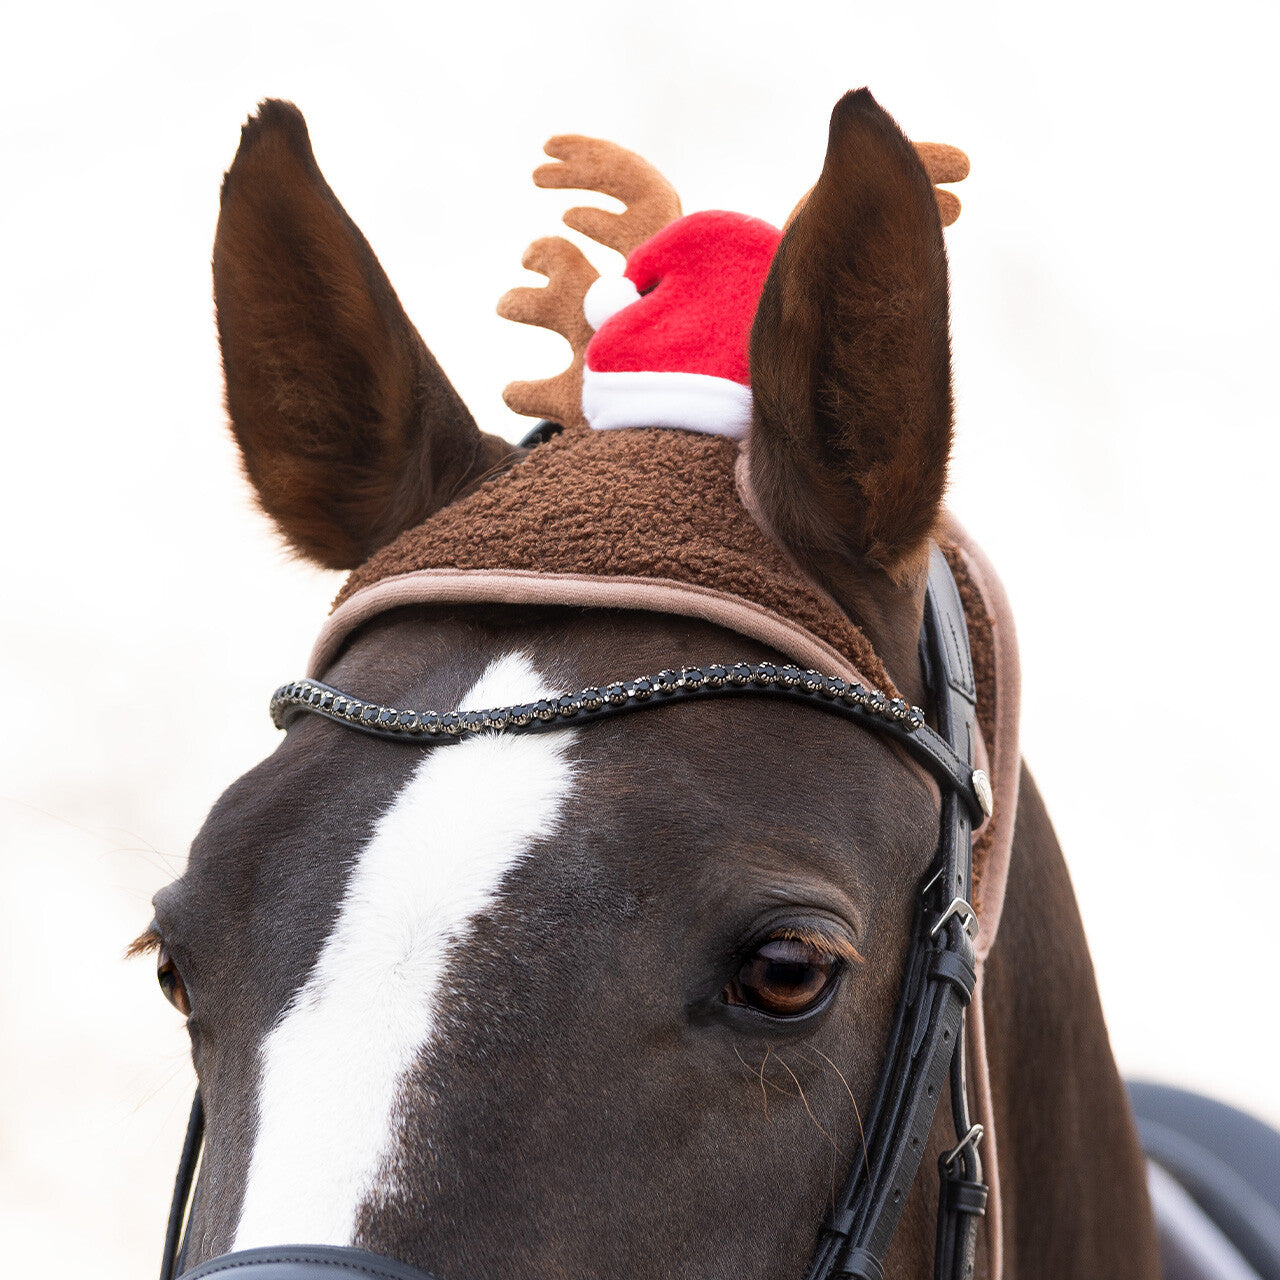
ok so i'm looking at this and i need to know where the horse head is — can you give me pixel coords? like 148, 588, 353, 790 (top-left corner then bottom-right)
136, 91, 1160, 1280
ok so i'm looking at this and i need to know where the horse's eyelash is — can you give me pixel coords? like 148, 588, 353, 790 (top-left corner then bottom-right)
126, 924, 163, 960
774, 926, 864, 965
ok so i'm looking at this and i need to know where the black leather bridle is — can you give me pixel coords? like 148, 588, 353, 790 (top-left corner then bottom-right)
159, 546, 991, 1280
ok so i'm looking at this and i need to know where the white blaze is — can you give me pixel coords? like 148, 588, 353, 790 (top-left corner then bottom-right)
233, 653, 575, 1248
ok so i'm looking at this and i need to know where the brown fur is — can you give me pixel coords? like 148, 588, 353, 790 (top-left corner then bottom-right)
984, 767, 1159, 1276
213, 100, 517, 568
750, 90, 953, 586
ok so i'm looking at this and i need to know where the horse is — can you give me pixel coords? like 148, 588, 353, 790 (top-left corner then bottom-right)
133, 90, 1162, 1280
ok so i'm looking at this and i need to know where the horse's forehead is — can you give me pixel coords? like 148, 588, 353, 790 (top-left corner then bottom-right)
188, 610, 933, 902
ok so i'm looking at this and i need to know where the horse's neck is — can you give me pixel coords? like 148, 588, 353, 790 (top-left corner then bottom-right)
982, 765, 1161, 1279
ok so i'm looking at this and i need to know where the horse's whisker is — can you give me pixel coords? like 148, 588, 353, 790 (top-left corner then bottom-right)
798, 1044, 870, 1191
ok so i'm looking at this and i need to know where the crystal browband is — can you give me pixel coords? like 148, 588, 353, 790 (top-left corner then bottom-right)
270, 663, 990, 823
272, 663, 921, 736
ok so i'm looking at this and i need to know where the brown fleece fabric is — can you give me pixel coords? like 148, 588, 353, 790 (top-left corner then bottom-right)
337, 426, 896, 695
940, 541, 997, 903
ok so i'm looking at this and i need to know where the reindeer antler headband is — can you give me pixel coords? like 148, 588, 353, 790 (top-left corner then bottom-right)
498, 134, 969, 432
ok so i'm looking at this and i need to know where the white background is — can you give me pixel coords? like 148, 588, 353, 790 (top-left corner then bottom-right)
2, 2, 1276, 1275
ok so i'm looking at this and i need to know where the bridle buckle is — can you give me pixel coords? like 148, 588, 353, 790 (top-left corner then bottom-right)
942, 1122, 984, 1170
929, 896, 978, 941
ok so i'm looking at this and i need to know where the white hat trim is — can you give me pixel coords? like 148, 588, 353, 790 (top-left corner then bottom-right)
582, 368, 753, 439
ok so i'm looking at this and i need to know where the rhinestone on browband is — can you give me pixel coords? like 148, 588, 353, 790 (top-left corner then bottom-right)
269, 664, 926, 739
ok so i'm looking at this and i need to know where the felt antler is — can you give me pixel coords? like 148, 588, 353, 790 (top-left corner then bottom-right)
498, 136, 682, 428
497, 236, 600, 430
913, 141, 970, 226
536, 135, 683, 257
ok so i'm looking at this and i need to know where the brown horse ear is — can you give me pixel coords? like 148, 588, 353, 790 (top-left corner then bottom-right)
749, 89, 952, 588
214, 100, 515, 569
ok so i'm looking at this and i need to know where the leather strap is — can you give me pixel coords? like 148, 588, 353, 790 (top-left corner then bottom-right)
161, 1091, 204, 1280
928, 550, 988, 1280
805, 548, 988, 1280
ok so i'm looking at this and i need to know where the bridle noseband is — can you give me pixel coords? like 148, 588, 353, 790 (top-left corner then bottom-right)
160, 547, 990, 1280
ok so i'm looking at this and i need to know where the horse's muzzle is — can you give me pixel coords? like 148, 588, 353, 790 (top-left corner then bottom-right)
181, 1245, 442, 1280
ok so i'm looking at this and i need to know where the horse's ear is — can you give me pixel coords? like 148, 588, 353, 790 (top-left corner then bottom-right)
749, 89, 952, 591
214, 100, 516, 569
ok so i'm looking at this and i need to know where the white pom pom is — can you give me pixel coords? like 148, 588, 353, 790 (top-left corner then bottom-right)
583, 274, 642, 332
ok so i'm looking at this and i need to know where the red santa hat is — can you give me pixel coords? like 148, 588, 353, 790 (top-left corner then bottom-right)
580, 210, 783, 439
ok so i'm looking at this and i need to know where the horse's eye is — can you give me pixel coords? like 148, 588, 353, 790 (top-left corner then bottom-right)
727, 937, 842, 1017
157, 946, 191, 1017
